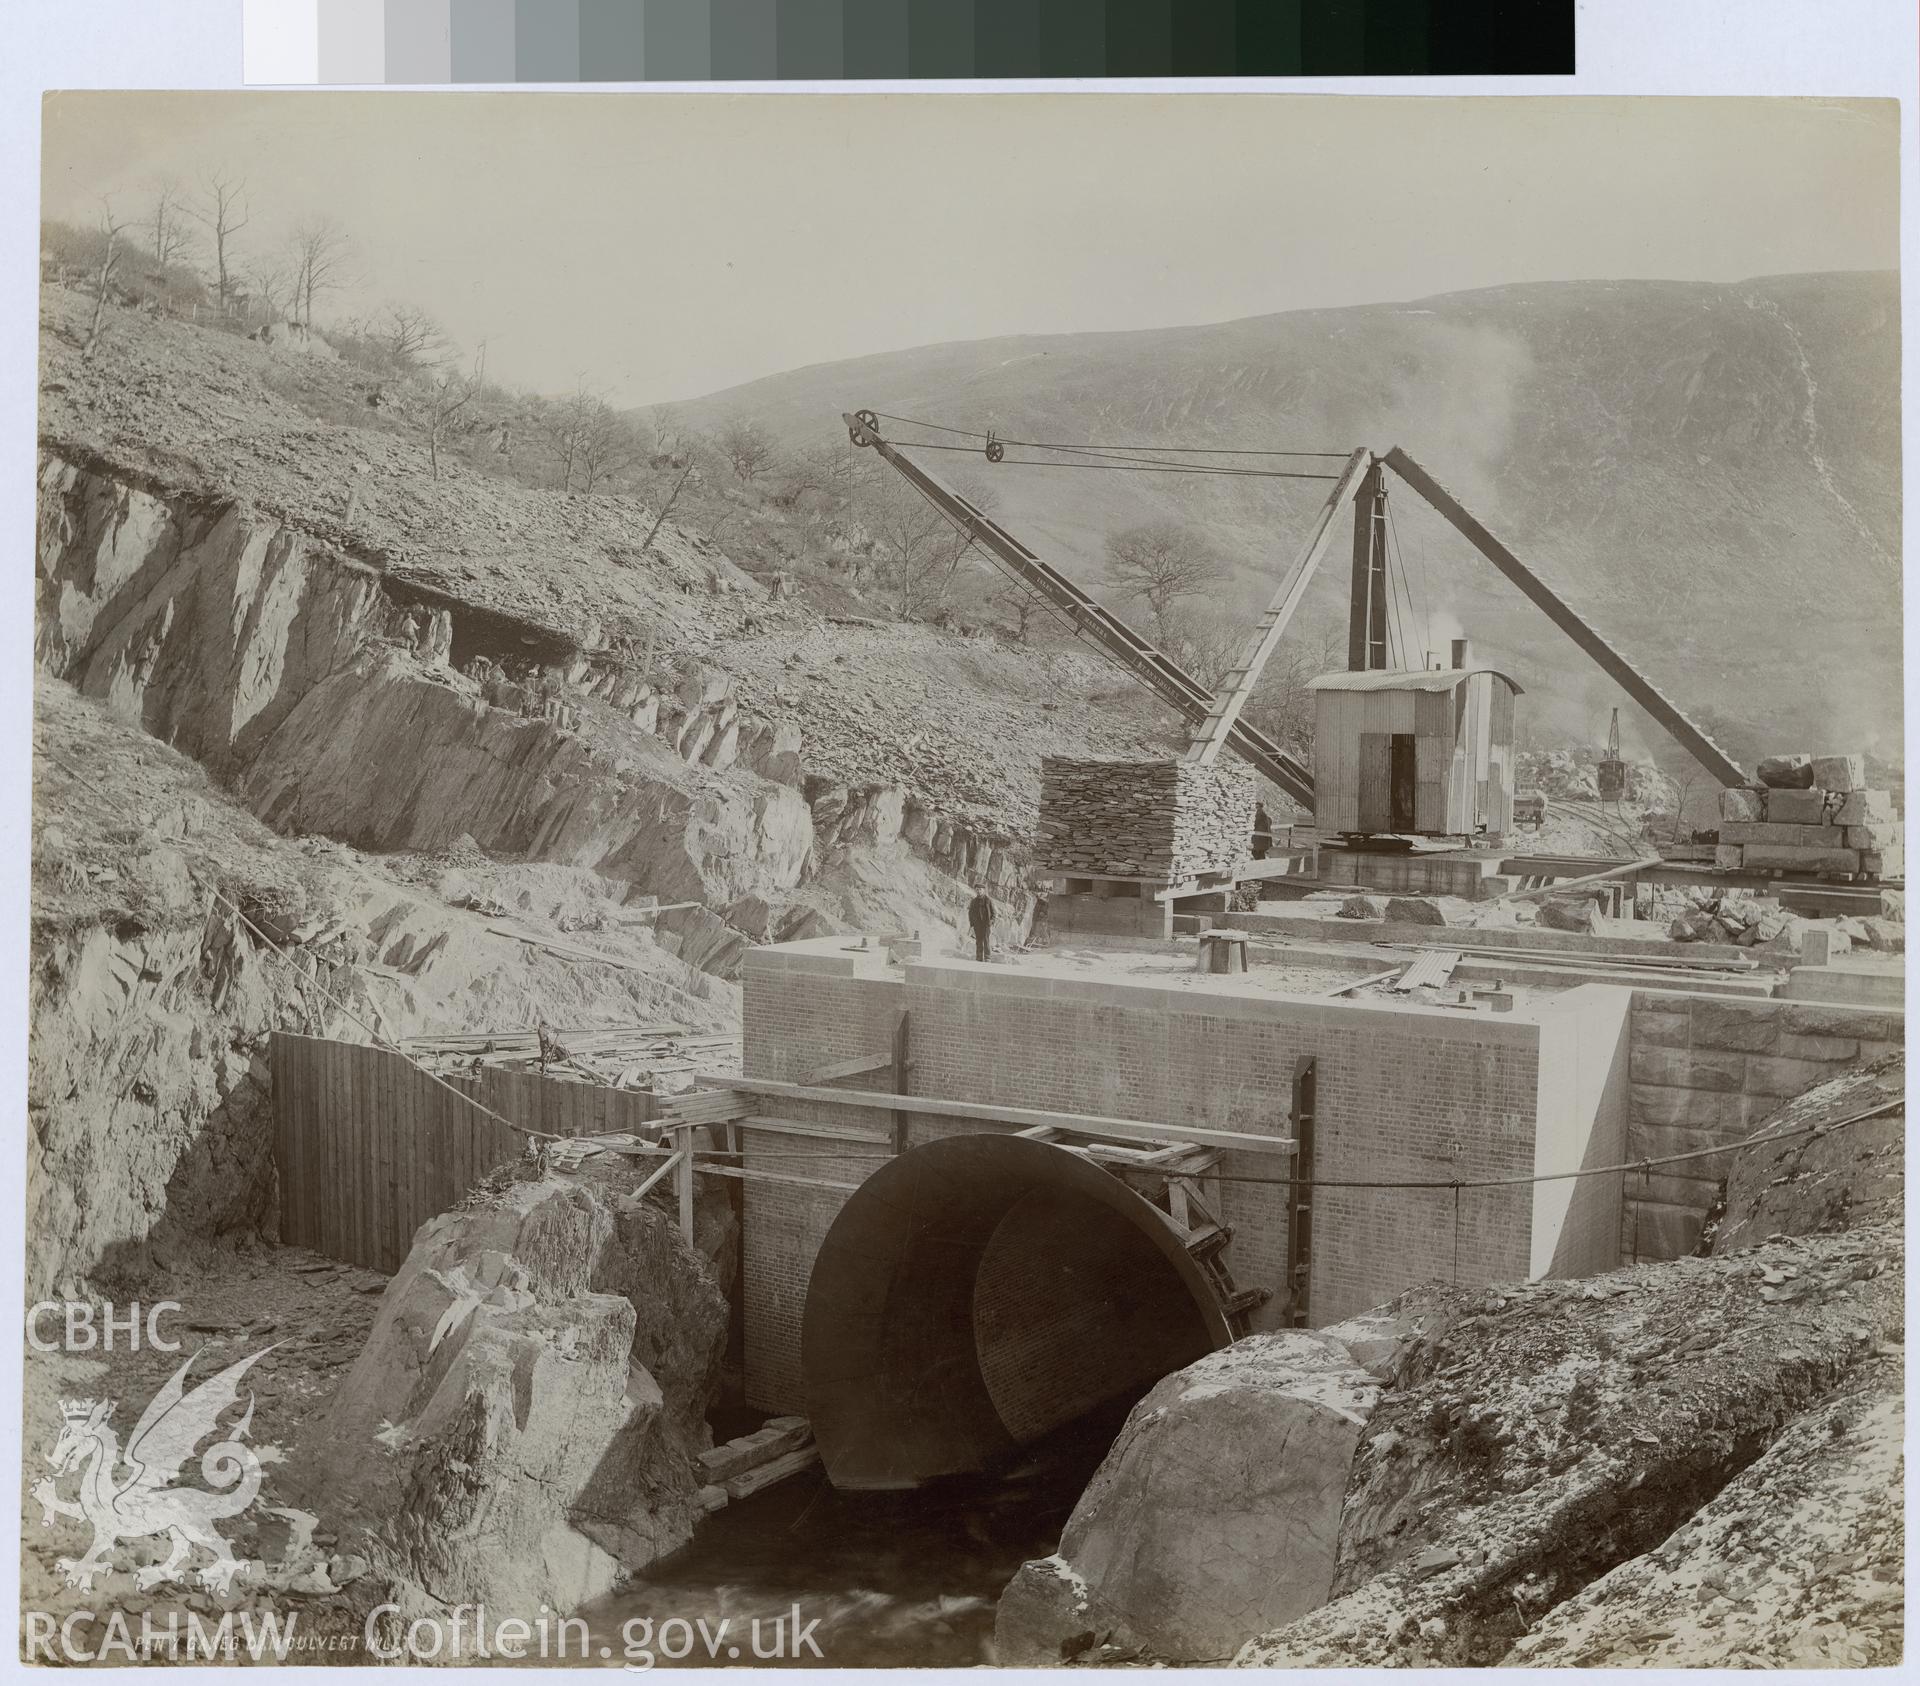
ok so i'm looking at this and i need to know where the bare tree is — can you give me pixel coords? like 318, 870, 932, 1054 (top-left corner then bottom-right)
1161, 604, 1243, 690
247, 259, 293, 326
423, 351, 483, 481
576, 400, 640, 494
189, 170, 249, 312
640, 407, 687, 465
381, 303, 445, 369
539, 383, 608, 495
81, 201, 131, 359
1105, 520, 1227, 638
1246, 624, 1344, 758
868, 480, 968, 620
992, 581, 1042, 643
286, 215, 349, 326
716, 416, 779, 484
146, 178, 196, 273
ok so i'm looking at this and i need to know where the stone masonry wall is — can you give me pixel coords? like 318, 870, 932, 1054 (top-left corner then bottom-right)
1624, 991, 1905, 1260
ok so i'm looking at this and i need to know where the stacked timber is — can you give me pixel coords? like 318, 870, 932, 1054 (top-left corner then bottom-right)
1714, 754, 1904, 880
1038, 758, 1255, 882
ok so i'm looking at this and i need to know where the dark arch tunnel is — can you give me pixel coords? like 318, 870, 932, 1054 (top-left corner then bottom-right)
801, 1134, 1235, 1491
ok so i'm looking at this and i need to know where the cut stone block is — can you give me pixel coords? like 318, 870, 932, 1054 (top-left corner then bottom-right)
1717, 788, 1763, 823
1844, 821, 1903, 850
1762, 788, 1828, 825
1831, 789, 1894, 826
1688, 999, 1780, 1053
1720, 820, 1843, 847
1743, 1053, 1841, 1099
1756, 754, 1814, 789
1809, 754, 1865, 792
1629, 1045, 1744, 1091
1860, 847, 1904, 878
1741, 844, 1861, 873
1713, 843, 1744, 870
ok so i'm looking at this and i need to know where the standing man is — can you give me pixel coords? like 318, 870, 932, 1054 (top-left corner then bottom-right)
967, 885, 995, 962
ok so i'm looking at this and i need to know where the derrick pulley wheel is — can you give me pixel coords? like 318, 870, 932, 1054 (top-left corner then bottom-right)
984, 438, 1004, 463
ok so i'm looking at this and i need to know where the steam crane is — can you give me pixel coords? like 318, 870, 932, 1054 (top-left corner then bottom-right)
842, 410, 1748, 825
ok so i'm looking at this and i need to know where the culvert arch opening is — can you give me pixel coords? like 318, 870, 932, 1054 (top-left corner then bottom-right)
801, 1133, 1234, 1491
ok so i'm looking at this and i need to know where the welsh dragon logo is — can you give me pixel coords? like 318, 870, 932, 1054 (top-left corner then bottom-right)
35, 1346, 275, 1596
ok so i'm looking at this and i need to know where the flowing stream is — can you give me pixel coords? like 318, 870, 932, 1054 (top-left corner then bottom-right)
578, 1402, 1130, 1669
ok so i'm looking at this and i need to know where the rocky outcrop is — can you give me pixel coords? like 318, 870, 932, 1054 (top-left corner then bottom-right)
1501, 1356, 1902, 1668
307, 1161, 729, 1622
36, 449, 1020, 975
29, 683, 738, 1296
995, 1331, 1385, 1665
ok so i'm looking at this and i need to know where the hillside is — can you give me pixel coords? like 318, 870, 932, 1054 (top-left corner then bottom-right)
665, 273, 1901, 767
30, 279, 1171, 1292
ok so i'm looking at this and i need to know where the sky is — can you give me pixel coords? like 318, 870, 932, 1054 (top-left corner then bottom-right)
40, 92, 1899, 409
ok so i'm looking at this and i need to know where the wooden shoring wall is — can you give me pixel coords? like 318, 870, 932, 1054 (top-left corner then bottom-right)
270, 1033, 662, 1274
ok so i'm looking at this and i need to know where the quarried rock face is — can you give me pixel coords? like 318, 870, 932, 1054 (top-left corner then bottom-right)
307, 1162, 728, 1621
995, 1331, 1382, 1665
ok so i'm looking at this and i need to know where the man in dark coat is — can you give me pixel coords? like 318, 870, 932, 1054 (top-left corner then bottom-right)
966, 887, 994, 962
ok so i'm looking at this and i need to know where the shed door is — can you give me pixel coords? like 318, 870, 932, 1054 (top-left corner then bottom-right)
1358, 733, 1392, 832
1390, 735, 1418, 831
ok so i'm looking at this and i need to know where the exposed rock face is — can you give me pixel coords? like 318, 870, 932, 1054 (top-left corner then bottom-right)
35, 449, 1026, 973
1501, 1357, 1903, 1668
1233, 1228, 1900, 1668
1705, 1055, 1903, 1253
995, 1332, 1383, 1664
307, 1162, 728, 1621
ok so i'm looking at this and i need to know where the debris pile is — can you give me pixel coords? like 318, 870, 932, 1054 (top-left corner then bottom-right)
1037, 758, 1254, 883
1716, 754, 1904, 879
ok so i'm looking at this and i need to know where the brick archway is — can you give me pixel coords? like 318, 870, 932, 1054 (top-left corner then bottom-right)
801, 1133, 1234, 1491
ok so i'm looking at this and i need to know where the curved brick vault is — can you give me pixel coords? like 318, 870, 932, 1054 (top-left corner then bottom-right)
802, 1133, 1233, 1491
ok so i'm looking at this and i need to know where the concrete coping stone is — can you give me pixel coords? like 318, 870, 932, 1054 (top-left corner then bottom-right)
900, 953, 1551, 1039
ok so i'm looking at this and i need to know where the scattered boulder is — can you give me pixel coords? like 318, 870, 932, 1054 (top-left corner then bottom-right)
995, 1332, 1382, 1665
1384, 896, 1448, 926
1757, 754, 1815, 789
1536, 896, 1600, 934
1335, 894, 1385, 920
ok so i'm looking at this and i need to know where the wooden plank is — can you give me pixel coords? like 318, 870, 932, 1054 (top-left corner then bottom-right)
350, 1044, 369, 1271
1358, 732, 1392, 832
742, 1115, 892, 1145
676, 1132, 696, 1243
1323, 965, 1405, 997
384, 1045, 404, 1273
693, 1163, 862, 1195
802, 1052, 896, 1085
1394, 949, 1461, 992
272, 1036, 294, 1248
703, 1078, 1297, 1155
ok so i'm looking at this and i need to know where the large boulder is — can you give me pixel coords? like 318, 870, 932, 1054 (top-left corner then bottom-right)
1536, 896, 1600, 934
304, 1160, 729, 1623
1384, 896, 1448, 927
995, 1332, 1382, 1665
1757, 754, 1815, 789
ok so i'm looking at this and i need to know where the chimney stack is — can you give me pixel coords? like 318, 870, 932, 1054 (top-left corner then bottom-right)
1450, 636, 1472, 670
